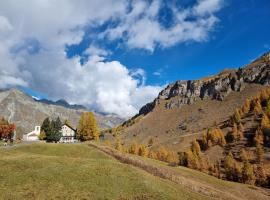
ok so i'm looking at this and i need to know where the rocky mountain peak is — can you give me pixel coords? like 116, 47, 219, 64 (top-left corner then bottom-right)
139, 52, 270, 116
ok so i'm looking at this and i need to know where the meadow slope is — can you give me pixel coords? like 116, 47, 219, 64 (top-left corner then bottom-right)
0, 143, 209, 200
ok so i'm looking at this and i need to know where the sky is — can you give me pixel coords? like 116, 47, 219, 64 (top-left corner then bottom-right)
0, 0, 269, 117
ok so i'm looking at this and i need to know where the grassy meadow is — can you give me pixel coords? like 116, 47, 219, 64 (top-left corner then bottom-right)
0, 143, 209, 200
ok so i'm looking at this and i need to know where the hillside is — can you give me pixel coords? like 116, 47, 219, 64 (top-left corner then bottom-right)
1, 143, 269, 200
0, 143, 207, 200
0, 89, 124, 137
109, 52, 270, 152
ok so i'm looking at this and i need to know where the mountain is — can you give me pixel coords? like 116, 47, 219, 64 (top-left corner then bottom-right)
36, 98, 87, 110
0, 88, 124, 137
113, 52, 270, 152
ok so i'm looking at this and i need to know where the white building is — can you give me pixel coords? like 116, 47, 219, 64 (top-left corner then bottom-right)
23, 126, 41, 141
59, 124, 76, 143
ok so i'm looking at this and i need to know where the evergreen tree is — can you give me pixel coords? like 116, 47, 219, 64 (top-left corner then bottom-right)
46, 117, 62, 142
77, 112, 100, 141
41, 117, 51, 135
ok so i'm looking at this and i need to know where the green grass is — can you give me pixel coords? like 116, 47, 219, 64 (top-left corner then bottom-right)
0, 143, 210, 200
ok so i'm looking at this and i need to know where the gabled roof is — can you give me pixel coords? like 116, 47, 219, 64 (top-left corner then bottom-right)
62, 123, 76, 132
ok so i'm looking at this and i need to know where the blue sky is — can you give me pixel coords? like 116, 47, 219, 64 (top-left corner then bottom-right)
0, 0, 269, 117
67, 0, 270, 86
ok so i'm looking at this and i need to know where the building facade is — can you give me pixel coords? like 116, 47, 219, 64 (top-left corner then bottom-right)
23, 126, 41, 141
59, 124, 76, 143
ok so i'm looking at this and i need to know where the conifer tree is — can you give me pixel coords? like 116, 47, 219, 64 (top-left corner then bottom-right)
138, 145, 148, 157
255, 144, 264, 164
77, 112, 100, 141
242, 99, 251, 115
129, 142, 139, 154
254, 164, 267, 186
191, 139, 201, 156
242, 161, 255, 185
261, 114, 270, 128
254, 127, 264, 146
254, 100, 263, 116
240, 148, 248, 162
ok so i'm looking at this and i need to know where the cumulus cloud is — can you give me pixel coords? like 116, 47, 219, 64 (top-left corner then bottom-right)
104, 0, 224, 51
0, 0, 224, 117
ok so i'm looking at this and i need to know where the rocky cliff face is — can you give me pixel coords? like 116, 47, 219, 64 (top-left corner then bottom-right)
0, 89, 124, 136
139, 52, 270, 115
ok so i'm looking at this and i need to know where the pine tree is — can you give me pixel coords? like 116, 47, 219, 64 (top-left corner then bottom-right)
224, 152, 235, 181
47, 117, 62, 142
242, 161, 256, 185
41, 117, 51, 135
77, 112, 100, 141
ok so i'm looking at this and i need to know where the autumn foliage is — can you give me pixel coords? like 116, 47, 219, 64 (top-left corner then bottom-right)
0, 117, 15, 139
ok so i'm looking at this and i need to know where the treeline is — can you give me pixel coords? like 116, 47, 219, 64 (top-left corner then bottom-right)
105, 138, 178, 164
40, 112, 100, 142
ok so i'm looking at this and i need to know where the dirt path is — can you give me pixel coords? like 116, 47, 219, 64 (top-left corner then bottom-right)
89, 143, 270, 200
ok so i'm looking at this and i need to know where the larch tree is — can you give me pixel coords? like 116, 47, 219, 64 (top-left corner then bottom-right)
77, 112, 100, 141
242, 161, 256, 185
191, 139, 201, 156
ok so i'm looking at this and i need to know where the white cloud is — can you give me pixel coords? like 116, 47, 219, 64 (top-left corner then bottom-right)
0, 0, 224, 117
104, 0, 224, 51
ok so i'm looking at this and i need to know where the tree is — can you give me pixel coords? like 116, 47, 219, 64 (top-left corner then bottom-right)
242, 99, 251, 115
224, 152, 241, 181
0, 117, 15, 140
41, 118, 51, 134
254, 164, 267, 186
254, 100, 263, 116
238, 123, 245, 140
77, 112, 100, 141
231, 109, 242, 124
138, 145, 148, 157
261, 114, 270, 128
255, 144, 264, 164
38, 130, 46, 140
191, 139, 201, 156
254, 127, 264, 146
242, 161, 256, 185
148, 138, 154, 147
46, 117, 62, 142
115, 138, 123, 152
240, 148, 248, 162
129, 142, 139, 154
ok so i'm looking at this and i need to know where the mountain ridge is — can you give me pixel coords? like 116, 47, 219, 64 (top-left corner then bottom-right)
0, 88, 124, 137
139, 52, 270, 116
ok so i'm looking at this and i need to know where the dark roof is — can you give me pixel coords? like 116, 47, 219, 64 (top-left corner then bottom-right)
62, 123, 76, 132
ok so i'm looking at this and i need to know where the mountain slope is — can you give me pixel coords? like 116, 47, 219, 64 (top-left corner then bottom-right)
113, 52, 270, 152
0, 89, 124, 137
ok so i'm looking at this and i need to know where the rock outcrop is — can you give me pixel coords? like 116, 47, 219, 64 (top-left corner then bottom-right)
139, 52, 270, 115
